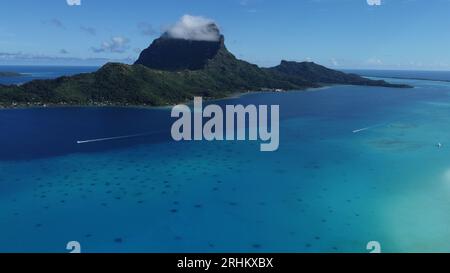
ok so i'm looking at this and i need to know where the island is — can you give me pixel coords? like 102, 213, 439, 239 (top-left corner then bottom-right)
0, 25, 411, 108
0, 71, 23, 77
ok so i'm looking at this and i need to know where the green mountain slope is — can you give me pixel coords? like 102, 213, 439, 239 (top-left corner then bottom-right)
0, 34, 411, 107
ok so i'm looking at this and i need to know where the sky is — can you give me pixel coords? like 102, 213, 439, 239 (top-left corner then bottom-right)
1, 0, 450, 70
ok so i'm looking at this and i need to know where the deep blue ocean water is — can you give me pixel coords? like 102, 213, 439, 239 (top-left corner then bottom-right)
1, 68, 450, 252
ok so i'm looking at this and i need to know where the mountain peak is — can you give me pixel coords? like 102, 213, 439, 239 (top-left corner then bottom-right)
134, 34, 226, 71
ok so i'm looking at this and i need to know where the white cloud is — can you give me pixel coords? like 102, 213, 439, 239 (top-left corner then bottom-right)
366, 57, 383, 65
330, 58, 339, 66
138, 22, 157, 36
165, 15, 220, 41
80, 26, 96, 36
367, 0, 381, 6
240, 0, 249, 6
67, 0, 81, 6
92, 36, 130, 53
44, 18, 65, 29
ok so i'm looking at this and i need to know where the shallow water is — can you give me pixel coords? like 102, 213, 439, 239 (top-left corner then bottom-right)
1, 76, 450, 252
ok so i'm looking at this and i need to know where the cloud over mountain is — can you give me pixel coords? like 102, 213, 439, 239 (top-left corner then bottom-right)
164, 15, 220, 41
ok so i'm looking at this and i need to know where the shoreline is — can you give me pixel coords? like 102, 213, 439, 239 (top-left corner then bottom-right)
0, 87, 312, 110
0, 82, 406, 111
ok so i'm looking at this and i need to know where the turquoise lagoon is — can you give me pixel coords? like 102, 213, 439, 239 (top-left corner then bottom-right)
1, 73, 450, 253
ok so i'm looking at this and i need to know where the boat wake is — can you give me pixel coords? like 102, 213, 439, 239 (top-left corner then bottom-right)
76, 131, 163, 144
352, 124, 385, 134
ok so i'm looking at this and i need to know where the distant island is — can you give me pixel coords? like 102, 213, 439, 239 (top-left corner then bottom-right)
0, 26, 411, 108
0, 71, 23, 77
362, 75, 450, 83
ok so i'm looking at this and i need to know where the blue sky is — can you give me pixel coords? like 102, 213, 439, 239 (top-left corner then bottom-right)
1, 0, 450, 70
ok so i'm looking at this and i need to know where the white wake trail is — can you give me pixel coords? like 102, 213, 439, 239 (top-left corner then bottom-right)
352, 123, 385, 134
76, 131, 163, 144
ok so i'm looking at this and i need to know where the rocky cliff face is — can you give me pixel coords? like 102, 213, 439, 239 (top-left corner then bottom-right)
135, 33, 225, 71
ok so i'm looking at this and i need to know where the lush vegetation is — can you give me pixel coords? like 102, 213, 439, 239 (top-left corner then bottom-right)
0, 39, 410, 107
268, 60, 409, 87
